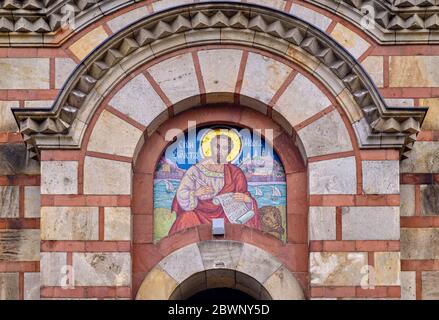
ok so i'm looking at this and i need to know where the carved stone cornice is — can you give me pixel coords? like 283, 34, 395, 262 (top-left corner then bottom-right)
12, 2, 426, 160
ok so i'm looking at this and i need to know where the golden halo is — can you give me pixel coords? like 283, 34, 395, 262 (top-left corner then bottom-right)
201, 128, 242, 162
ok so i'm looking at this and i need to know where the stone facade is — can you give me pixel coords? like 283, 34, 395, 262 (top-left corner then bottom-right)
0, 0, 437, 300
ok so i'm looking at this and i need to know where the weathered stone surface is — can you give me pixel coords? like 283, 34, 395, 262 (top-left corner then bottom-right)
419, 98, 439, 130
290, 3, 332, 31
198, 240, 243, 270
310, 252, 368, 286
263, 265, 304, 300
109, 74, 167, 127
401, 228, 439, 260
362, 161, 399, 194
24, 100, 53, 109
69, 26, 108, 61
237, 244, 281, 284
241, 53, 292, 104
0, 186, 19, 218
41, 161, 78, 195
159, 243, 204, 283
0, 144, 39, 175
420, 185, 439, 216
73, 252, 131, 286
0, 101, 19, 132
309, 157, 357, 195
330, 23, 370, 59
342, 207, 400, 240
24, 186, 40, 218
55, 58, 77, 89
309, 206, 336, 240
400, 184, 415, 217
40, 252, 67, 286
136, 266, 178, 300
374, 252, 400, 286
24, 272, 40, 300
0, 229, 39, 261
83, 157, 131, 195
152, 0, 193, 12
0, 58, 50, 89
401, 142, 439, 173
41, 206, 99, 241
298, 111, 352, 157
104, 207, 131, 241
248, 0, 285, 10
385, 98, 415, 107
148, 53, 199, 104
401, 271, 416, 300
274, 74, 330, 127
88, 110, 143, 157
198, 49, 242, 95
361, 56, 384, 88
0, 273, 19, 300
107, 6, 149, 33
422, 271, 439, 300
390, 56, 439, 87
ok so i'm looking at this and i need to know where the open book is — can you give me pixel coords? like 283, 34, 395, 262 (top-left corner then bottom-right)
213, 192, 255, 224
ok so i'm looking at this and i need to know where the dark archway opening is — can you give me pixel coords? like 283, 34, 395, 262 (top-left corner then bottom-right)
187, 288, 256, 301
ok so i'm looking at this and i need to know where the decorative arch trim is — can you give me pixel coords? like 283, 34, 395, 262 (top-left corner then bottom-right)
13, 2, 426, 159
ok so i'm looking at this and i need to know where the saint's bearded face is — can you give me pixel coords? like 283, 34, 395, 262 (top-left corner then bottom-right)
210, 135, 233, 164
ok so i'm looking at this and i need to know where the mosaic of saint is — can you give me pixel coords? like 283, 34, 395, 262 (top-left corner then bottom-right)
153, 126, 287, 241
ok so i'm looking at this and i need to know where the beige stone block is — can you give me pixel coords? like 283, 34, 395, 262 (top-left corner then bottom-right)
148, 53, 199, 104
107, 6, 149, 33
73, 252, 131, 286
342, 207, 400, 240
309, 206, 336, 240
309, 157, 357, 195
55, 58, 77, 89
41, 206, 99, 240
401, 142, 439, 173
41, 161, 78, 195
419, 98, 439, 130
385, 98, 415, 107
420, 185, 439, 216
0, 186, 19, 218
198, 240, 243, 270
83, 156, 131, 195
109, 74, 167, 127
330, 23, 370, 59
401, 271, 416, 300
241, 52, 292, 104
286, 45, 320, 73
401, 228, 439, 260
0, 58, 50, 89
136, 266, 178, 300
24, 272, 40, 300
390, 56, 439, 87
374, 252, 400, 286
247, 0, 285, 10
263, 265, 304, 300
104, 207, 131, 241
88, 110, 142, 157
160, 243, 204, 283
310, 252, 368, 286
69, 26, 108, 61
24, 186, 40, 218
290, 3, 332, 31
422, 271, 439, 300
0, 273, 19, 300
298, 110, 352, 157
274, 74, 330, 127
152, 0, 193, 12
400, 184, 415, 217
361, 56, 384, 88
40, 252, 67, 286
336, 88, 363, 123
362, 161, 399, 194
198, 49, 242, 94
24, 100, 53, 108
0, 229, 39, 261
0, 101, 19, 132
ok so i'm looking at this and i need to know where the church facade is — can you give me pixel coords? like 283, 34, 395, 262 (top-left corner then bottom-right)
0, 0, 438, 300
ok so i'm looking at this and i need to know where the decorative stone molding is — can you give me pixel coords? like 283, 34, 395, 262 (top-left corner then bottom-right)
2, 0, 439, 45
12, 2, 426, 160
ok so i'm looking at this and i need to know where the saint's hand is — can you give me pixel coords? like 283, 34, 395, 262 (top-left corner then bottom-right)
234, 193, 251, 203
194, 186, 213, 197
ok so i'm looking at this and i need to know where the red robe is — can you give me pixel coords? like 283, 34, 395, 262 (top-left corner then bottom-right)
168, 164, 260, 235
